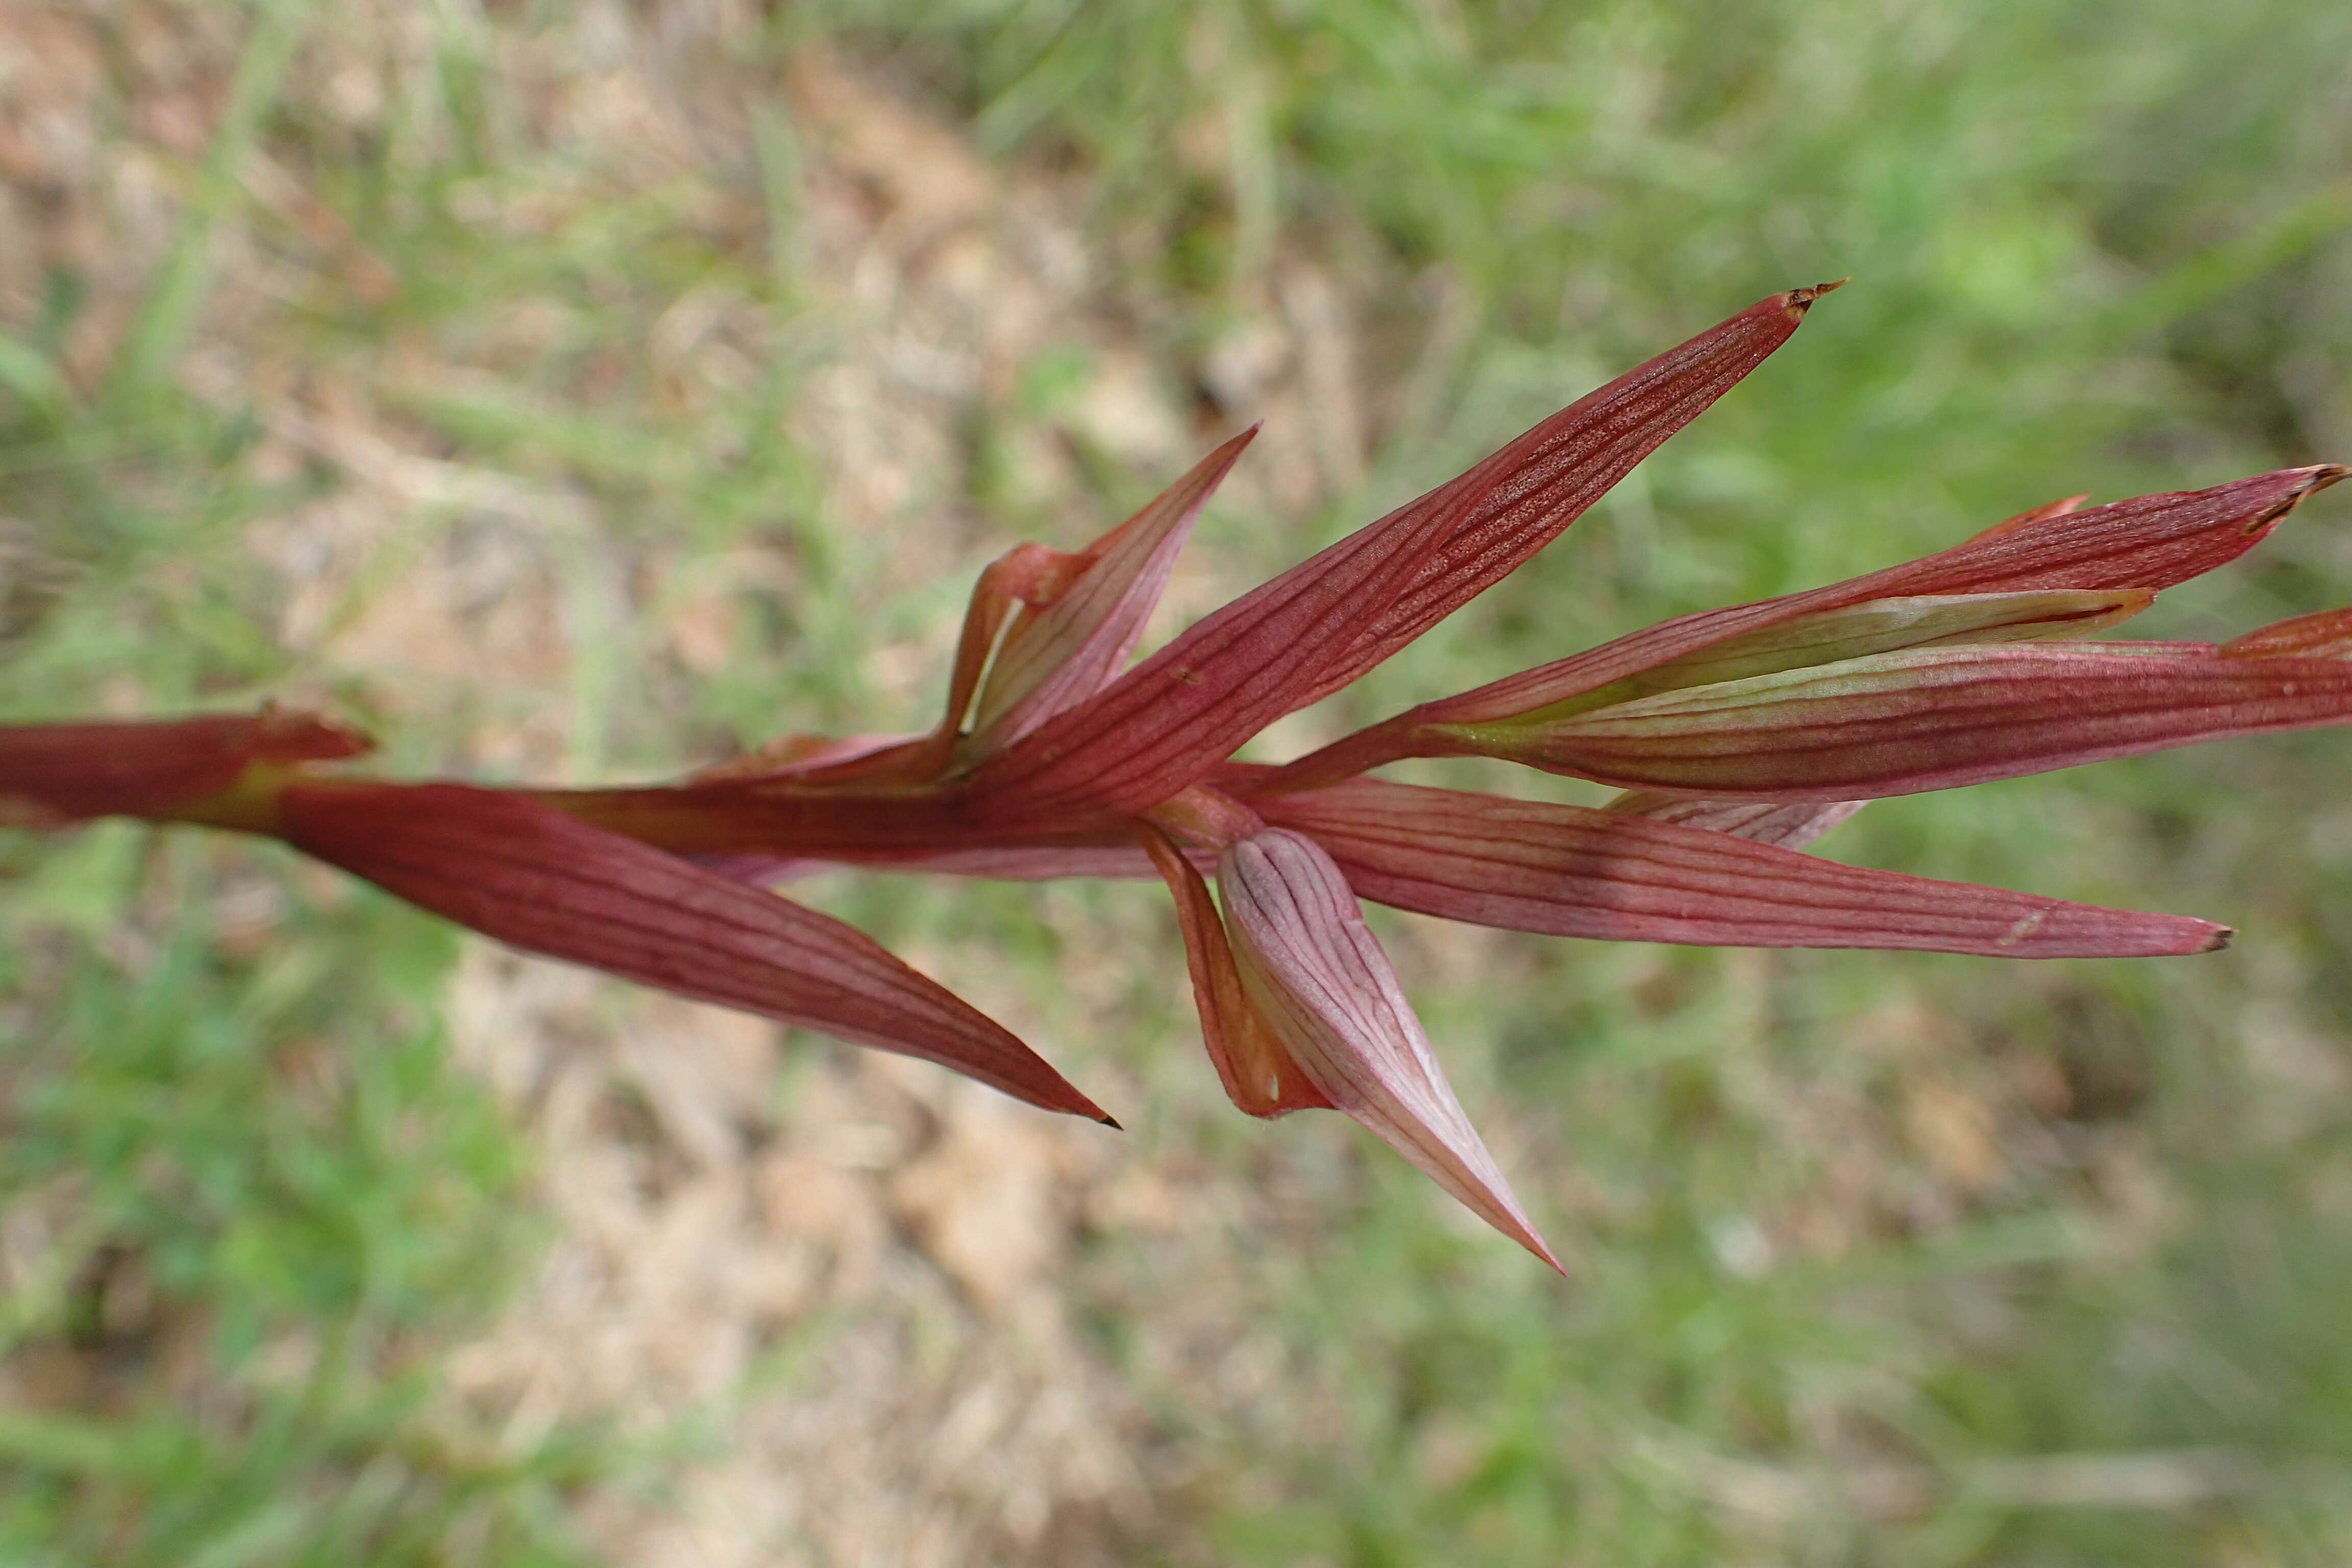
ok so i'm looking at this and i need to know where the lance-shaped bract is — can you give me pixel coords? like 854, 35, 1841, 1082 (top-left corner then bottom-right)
279, 782, 1112, 1121
0, 710, 372, 827
1600, 793, 1867, 851
1260, 465, 2347, 792
967, 427, 1259, 752
0, 714, 1114, 1123
960, 285, 1841, 826
1446, 638, 2352, 800
733, 428, 1258, 791
1419, 464, 2348, 728
1245, 775, 2224, 955
1135, 819, 1331, 1118
1217, 827, 1561, 1271
2221, 604, 2352, 660
1517, 587, 2156, 715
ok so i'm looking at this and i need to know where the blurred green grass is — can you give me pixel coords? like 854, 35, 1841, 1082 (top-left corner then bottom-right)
5, 0, 2352, 1562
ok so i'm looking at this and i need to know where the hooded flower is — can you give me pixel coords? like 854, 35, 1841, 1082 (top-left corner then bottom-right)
8, 286, 2348, 1267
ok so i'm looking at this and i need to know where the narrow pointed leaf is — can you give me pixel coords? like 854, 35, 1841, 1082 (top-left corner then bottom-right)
1459, 641, 2352, 799
0, 709, 372, 826
1255, 778, 2222, 955
1220, 828, 1561, 1268
685, 730, 929, 785
1892, 464, 2342, 594
1511, 589, 2153, 725
1964, 492, 2090, 541
970, 427, 1257, 749
1643, 587, 2152, 673
1135, 821, 1331, 1116
2221, 605, 2352, 659
1402, 465, 2345, 731
1604, 793, 1867, 850
279, 782, 1113, 1121
963, 287, 1838, 825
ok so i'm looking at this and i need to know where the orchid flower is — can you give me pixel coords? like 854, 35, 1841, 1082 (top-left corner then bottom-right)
8, 284, 2348, 1269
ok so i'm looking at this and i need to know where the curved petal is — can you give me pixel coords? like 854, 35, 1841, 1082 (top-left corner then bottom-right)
1220, 828, 1561, 1269
1135, 820, 1330, 1117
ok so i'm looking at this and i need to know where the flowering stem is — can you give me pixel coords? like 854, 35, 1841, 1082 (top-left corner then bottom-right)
1243, 717, 1423, 796
526, 781, 1132, 857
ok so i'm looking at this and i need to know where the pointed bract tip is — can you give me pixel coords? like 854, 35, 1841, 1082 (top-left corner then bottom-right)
1787, 278, 1849, 312
2251, 465, 2348, 532
255, 706, 378, 763
1095, 1109, 1124, 1130
2203, 925, 2235, 953
1057, 1085, 1119, 1124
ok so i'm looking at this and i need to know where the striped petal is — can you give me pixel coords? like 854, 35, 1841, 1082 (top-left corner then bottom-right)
1135, 820, 1330, 1117
1219, 828, 1561, 1269
1503, 588, 2151, 725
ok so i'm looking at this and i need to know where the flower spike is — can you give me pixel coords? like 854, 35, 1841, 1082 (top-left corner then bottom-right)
18, 286, 2352, 1267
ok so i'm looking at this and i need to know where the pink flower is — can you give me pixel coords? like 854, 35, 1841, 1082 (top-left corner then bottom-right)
10, 285, 2347, 1267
